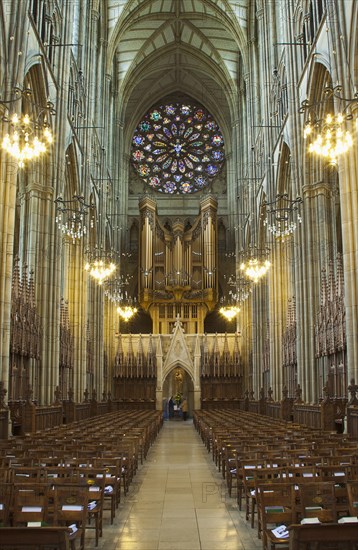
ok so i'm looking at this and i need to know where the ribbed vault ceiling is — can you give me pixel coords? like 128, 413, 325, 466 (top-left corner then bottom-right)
107, 0, 248, 149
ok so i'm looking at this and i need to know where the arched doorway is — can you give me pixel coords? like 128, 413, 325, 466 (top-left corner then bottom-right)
162, 366, 194, 419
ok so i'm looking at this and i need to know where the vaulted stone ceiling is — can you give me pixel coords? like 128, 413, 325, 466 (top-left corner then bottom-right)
106, 0, 249, 148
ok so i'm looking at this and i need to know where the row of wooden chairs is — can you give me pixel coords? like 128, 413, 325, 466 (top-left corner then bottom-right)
0, 409, 163, 548
1, 482, 89, 549
257, 481, 358, 550
194, 409, 358, 549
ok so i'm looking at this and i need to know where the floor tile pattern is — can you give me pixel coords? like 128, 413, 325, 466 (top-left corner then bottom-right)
87, 419, 262, 549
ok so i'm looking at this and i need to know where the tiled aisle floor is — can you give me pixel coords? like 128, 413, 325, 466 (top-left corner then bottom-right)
89, 419, 262, 550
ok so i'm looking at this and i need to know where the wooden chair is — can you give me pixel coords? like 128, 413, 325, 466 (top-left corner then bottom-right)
318, 465, 349, 517
253, 468, 289, 535
225, 448, 240, 497
242, 466, 259, 526
77, 467, 106, 546
102, 450, 130, 497
0, 467, 13, 483
94, 457, 122, 522
53, 485, 88, 550
347, 481, 358, 517
44, 466, 79, 481
297, 482, 337, 524
285, 466, 319, 486
257, 483, 296, 550
0, 482, 13, 527
12, 484, 50, 527
12, 466, 47, 484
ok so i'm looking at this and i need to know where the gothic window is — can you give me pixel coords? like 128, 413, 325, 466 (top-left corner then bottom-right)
29, 0, 41, 24
309, 2, 315, 42
30, 1, 58, 66
317, 0, 324, 21
131, 101, 225, 194
300, 0, 326, 63
309, 0, 325, 38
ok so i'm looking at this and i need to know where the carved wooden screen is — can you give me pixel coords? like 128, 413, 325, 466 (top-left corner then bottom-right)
200, 333, 243, 401
314, 254, 346, 397
263, 320, 270, 395
10, 257, 41, 401
59, 299, 74, 399
282, 298, 297, 397
113, 334, 156, 401
86, 319, 94, 391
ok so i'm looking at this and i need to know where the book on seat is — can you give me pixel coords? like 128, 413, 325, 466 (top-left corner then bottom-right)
271, 524, 289, 538
338, 516, 358, 523
265, 505, 284, 513
301, 517, 321, 524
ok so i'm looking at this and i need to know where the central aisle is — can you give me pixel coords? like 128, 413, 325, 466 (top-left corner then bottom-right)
96, 420, 261, 550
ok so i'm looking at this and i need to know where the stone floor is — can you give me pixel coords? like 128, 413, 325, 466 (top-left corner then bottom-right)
87, 418, 262, 550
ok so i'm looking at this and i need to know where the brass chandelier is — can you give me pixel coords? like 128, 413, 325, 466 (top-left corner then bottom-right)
263, 194, 302, 242
55, 195, 94, 243
84, 247, 117, 285
219, 298, 241, 321
1, 88, 55, 168
300, 85, 357, 165
225, 274, 253, 303
103, 276, 137, 321
219, 273, 253, 320
239, 246, 271, 284
117, 301, 138, 322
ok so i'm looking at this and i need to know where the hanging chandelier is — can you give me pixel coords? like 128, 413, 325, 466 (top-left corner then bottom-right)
1, 87, 56, 168
117, 303, 138, 322
84, 247, 117, 285
55, 195, 94, 243
303, 113, 353, 163
103, 275, 133, 304
2, 112, 53, 168
300, 85, 357, 165
117, 294, 138, 321
1, 87, 55, 168
225, 274, 253, 303
220, 273, 252, 319
219, 299, 241, 321
263, 194, 302, 242
239, 246, 271, 283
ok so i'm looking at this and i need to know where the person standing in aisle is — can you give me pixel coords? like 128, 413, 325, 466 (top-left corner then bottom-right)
168, 396, 174, 419
181, 397, 188, 421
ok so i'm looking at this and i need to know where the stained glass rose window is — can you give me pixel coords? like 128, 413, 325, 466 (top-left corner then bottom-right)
131, 102, 225, 194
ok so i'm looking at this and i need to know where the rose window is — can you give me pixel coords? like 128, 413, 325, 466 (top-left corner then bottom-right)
131, 102, 225, 194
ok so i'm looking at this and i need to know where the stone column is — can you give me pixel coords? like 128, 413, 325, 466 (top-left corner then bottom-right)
155, 335, 163, 411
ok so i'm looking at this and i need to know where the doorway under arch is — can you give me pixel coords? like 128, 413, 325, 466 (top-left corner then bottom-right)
162, 366, 194, 419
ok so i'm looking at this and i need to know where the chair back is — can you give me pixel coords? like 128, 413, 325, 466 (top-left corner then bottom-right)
298, 481, 337, 523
